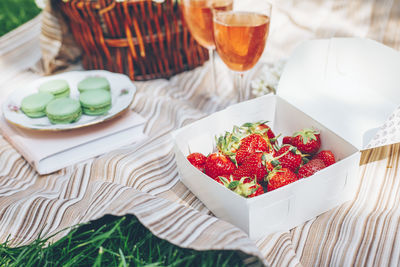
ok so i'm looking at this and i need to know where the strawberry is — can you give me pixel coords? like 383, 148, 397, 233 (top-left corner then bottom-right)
218, 176, 264, 198
262, 150, 279, 172
187, 152, 207, 172
275, 145, 302, 172
216, 126, 244, 159
314, 150, 336, 166
254, 122, 276, 143
282, 136, 292, 145
266, 167, 298, 191
233, 152, 272, 182
248, 183, 265, 198
291, 128, 321, 154
241, 121, 277, 144
204, 152, 236, 179
232, 152, 266, 181
216, 122, 278, 164
236, 177, 264, 198
298, 158, 326, 178
233, 150, 280, 181
215, 175, 230, 186
236, 134, 270, 165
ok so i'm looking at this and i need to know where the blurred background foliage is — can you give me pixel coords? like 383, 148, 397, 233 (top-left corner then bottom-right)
0, 0, 41, 36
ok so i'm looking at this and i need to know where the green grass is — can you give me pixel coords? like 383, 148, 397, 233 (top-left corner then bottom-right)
0, 215, 245, 266
0, 0, 41, 36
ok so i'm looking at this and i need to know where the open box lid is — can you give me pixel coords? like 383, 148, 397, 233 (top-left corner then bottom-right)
277, 38, 400, 150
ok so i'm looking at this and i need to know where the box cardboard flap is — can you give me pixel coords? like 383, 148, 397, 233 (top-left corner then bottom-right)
277, 38, 400, 150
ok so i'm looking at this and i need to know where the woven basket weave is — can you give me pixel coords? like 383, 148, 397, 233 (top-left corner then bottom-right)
57, 0, 209, 81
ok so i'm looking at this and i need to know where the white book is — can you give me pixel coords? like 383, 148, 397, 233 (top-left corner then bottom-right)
0, 110, 146, 175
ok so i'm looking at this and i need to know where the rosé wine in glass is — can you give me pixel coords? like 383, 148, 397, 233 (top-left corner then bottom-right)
181, 0, 233, 93
212, 1, 272, 102
213, 12, 270, 72
182, 0, 233, 48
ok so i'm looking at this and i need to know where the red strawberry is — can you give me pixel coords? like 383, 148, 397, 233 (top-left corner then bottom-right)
314, 150, 336, 166
275, 145, 302, 172
216, 128, 244, 159
254, 122, 276, 143
262, 150, 279, 173
236, 134, 270, 165
248, 183, 265, 198
233, 177, 264, 198
241, 121, 277, 144
215, 176, 264, 198
282, 136, 292, 145
205, 152, 236, 179
266, 167, 298, 191
291, 128, 321, 154
233, 152, 269, 182
215, 175, 229, 186
187, 152, 207, 171
298, 159, 326, 178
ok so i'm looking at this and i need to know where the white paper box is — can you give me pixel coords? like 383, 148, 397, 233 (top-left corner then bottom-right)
172, 38, 400, 239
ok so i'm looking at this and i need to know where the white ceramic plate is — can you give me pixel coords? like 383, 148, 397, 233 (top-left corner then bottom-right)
2, 70, 136, 131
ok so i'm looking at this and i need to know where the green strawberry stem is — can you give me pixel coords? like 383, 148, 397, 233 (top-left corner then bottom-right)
293, 128, 319, 145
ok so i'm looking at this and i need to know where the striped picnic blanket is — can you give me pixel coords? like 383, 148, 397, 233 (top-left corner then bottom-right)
2, 1, 400, 266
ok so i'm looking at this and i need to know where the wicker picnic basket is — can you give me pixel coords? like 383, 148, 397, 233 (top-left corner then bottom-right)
57, 0, 209, 81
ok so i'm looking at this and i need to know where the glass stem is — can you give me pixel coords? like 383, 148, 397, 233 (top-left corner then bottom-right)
208, 48, 217, 95
235, 72, 245, 102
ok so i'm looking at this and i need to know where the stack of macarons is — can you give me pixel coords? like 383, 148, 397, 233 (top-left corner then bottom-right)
78, 77, 112, 116
20, 76, 113, 124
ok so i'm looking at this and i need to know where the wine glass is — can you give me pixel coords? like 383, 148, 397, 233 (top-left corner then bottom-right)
181, 0, 233, 94
212, 0, 271, 102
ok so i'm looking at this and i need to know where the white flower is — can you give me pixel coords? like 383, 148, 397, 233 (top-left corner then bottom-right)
35, 0, 46, 8
251, 61, 285, 97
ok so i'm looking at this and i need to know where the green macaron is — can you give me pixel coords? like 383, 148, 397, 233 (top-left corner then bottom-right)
21, 92, 55, 118
79, 89, 112, 116
77, 77, 110, 93
46, 98, 82, 124
38, 79, 70, 98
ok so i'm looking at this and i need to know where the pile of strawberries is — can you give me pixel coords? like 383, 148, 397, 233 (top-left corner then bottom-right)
187, 121, 336, 198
